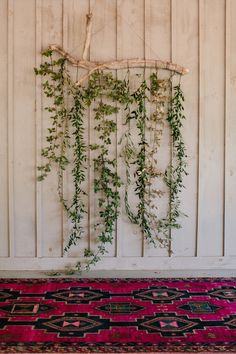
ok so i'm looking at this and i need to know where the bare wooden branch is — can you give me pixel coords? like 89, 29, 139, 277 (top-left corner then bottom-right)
82, 13, 93, 60
48, 44, 189, 86
75, 59, 189, 86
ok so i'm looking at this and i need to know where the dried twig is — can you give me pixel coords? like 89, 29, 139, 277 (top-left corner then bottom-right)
49, 45, 189, 85
82, 13, 93, 60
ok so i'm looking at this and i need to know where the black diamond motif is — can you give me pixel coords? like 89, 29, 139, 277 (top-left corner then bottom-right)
226, 318, 236, 328
210, 287, 236, 301
45, 287, 109, 303
97, 302, 145, 314
35, 313, 111, 337
0, 290, 20, 302
0, 292, 11, 301
134, 288, 184, 303
0, 303, 54, 315
179, 301, 221, 314
0, 317, 9, 329
137, 313, 199, 337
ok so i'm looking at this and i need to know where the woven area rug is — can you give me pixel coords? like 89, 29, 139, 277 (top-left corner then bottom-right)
0, 278, 236, 353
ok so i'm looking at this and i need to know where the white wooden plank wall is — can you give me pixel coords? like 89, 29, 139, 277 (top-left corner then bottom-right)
0, 0, 236, 271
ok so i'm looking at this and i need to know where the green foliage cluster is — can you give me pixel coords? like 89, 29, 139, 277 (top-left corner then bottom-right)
120, 73, 187, 254
159, 83, 188, 253
35, 49, 187, 271
35, 50, 87, 252
79, 71, 130, 270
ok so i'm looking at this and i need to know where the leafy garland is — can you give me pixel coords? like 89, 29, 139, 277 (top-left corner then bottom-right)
121, 73, 187, 253
35, 50, 187, 271
35, 50, 87, 253
160, 82, 188, 253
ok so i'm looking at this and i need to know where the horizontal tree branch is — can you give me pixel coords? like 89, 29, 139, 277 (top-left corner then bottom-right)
48, 44, 189, 86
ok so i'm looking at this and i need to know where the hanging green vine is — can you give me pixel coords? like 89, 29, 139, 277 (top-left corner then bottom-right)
158, 82, 188, 250
145, 73, 171, 249
35, 50, 87, 254
131, 80, 154, 244
35, 50, 70, 182
63, 87, 87, 252
120, 73, 187, 252
35, 49, 187, 271
75, 71, 130, 271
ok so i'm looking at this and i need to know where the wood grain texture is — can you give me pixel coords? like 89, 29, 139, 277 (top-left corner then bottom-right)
144, 0, 171, 257
0, 256, 235, 272
90, 0, 117, 257
36, 0, 43, 258
7, 0, 15, 258
0, 0, 234, 270
225, 0, 236, 256
197, 0, 225, 257
62, 0, 90, 258
41, 0, 63, 257
14, 0, 36, 257
171, 0, 198, 257
116, 0, 145, 258
0, 0, 9, 257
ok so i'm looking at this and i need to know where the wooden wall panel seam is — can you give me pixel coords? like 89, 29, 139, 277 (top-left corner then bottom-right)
0, 0, 9, 257
142, 0, 145, 258
115, 0, 119, 258
61, 0, 67, 258
169, 0, 173, 257
36, 0, 42, 258
7, 0, 15, 258
195, 0, 201, 257
223, 0, 229, 256
224, 0, 232, 256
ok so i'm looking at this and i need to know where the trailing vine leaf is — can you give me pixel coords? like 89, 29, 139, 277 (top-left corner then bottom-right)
64, 87, 87, 252
35, 51, 70, 182
35, 48, 188, 271
158, 82, 188, 253
35, 50, 87, 258
145, 73, 171, 249
131, 80, 154, 244
120, 73, 187, 251
121, 76, 159, 245
81, 72, 126, 270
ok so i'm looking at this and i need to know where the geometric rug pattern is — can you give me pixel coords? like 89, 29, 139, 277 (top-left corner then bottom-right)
0, 278, 235, 352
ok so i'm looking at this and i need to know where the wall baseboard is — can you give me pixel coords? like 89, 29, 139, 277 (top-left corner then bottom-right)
0, 256, 235, 276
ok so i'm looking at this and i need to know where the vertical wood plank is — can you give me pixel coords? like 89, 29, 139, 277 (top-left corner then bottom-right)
0, 0, 235, 268
90, 0, 117, 258
0, 0, 9, 257
225, 0, 236, 256
36, 0, 42, 258
171, 0, 199, 257
60, 0, 68, 258
7, 0, 15, 257
62, 0, 90, 258
144, 0, 171, 257
41, 0, 63, 257
197, 0, 225, 256
116, 0, 145, 257
14, 0, 36, 257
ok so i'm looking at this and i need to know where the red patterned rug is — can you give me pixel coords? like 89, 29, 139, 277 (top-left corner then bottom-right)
0, 278, 236, 352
